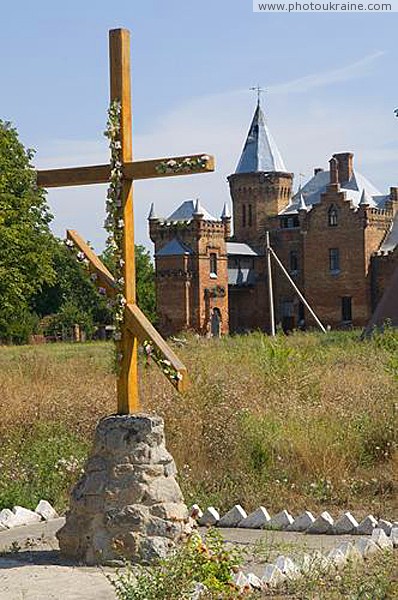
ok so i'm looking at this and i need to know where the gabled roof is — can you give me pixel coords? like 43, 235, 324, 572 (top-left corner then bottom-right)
167, 199, 217, 222
156, 238, 193, 256
281, 169, 389, 215
236, 102, 287, 174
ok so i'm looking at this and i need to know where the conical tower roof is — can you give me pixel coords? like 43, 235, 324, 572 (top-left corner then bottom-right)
236, 101, 287, 174
221, 202, 231, 219
359, 188, 372, 206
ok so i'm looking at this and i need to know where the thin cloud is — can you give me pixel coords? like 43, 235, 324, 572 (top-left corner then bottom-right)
267, 50, 385, 94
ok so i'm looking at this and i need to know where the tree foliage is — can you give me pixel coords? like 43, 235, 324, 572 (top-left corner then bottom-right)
0, 121, 55, 343
33, 241, 113, 338
0, 120, 156, 343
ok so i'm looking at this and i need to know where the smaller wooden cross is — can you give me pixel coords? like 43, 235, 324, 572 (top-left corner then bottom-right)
37, 29, 215, 414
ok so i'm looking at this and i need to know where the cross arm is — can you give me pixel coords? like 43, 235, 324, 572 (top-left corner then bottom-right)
65, 229, 188, 392
38, 165, 111, 188
124, 153, 215, 181
66, 229, 116, 295
125, 303, 188, 393
36, 154, 215, 188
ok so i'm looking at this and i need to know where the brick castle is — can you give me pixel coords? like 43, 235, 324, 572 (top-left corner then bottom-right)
149, 100, 398, 335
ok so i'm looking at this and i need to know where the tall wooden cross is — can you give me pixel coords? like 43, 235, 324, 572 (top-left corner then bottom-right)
37, 29, 215, 414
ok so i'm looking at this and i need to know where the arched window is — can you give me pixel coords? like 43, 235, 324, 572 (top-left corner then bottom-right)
328, 205, 338, 227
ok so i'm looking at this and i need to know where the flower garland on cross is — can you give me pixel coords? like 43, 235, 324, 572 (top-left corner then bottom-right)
103, 100, 125, 357
64, 101, 186, 386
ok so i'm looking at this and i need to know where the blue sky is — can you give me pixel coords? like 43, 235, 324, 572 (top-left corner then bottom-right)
1, 1, 397, 252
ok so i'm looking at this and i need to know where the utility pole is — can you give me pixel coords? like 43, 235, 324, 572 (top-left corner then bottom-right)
266, 231, 276, 336
269, 246, 326, 333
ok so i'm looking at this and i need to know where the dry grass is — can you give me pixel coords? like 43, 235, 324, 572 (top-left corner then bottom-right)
0, 329, 397, 517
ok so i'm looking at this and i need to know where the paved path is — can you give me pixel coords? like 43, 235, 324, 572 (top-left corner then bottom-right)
0, 518, 365, 600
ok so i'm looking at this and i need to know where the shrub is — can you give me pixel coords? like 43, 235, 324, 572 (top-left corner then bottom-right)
109, 529, 243, 600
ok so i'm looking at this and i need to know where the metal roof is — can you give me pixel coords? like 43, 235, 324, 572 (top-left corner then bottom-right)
280, 169, 389, 215
167, 199, 217, 222
227, 242, 260, 256
156, 238, 193, 256
379, 213, 398, 254
236, 102, 287, 174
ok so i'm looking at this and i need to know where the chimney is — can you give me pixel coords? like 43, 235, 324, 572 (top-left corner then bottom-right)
390, 187, 398, 203
333, 152, 354, 183
314, 167, 324, 176
329, 157, 339, 185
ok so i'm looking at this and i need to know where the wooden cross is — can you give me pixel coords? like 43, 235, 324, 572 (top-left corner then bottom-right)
36, 28, 215, 414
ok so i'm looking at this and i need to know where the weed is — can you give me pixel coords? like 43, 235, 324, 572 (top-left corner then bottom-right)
109, 529, 243, 600
0, 330, 397, 516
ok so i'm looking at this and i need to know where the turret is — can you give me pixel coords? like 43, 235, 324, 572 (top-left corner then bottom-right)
221, 202, 232, 238
228, 99, 293, 247
148, 202, 161, 242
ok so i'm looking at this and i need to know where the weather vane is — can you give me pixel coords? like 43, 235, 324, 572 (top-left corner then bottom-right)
250, 85, 265, 105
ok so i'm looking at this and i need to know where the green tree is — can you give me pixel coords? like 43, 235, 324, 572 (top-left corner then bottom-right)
33, 240, 113, 338
101, 243, 156, 323
0, 121, 55, 343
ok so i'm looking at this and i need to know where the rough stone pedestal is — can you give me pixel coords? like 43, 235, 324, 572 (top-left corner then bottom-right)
57, 414, 192, 565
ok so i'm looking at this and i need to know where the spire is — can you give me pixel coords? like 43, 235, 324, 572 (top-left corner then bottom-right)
297, 186, 308, 211
148, 202, 158, 220
193, 198, 204, 217
359, 188, 372, 206
221, 202, 231, 219
236, 101, 287, 174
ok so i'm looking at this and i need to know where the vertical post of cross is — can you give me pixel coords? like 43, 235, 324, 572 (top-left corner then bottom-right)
109, 28, 139, 414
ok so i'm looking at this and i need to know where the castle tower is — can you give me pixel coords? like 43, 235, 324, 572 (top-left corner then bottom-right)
149, 200, 229, 336
228, 100, 293, 248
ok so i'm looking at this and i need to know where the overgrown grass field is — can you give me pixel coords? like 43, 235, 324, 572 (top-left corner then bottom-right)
0, 330, 397, 519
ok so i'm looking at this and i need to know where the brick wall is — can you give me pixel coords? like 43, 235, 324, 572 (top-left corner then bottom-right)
151, 216, 229, 336
228, 171, 293, 248
300, 189, 369, 327
228, 256, 269, 332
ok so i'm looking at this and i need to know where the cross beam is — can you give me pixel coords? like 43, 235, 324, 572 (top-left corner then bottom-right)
37, 28, 214, 414
66, 230, 188, 392
37, 154, 215, 188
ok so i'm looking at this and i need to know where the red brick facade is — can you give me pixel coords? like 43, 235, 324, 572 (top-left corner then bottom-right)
150, 151, 397, 335
149, 212, 229, 336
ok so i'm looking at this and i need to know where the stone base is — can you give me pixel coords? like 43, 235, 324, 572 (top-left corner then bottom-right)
57, 414, 192, 565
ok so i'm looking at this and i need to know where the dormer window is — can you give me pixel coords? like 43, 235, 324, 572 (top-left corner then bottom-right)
328, 205, 338, 227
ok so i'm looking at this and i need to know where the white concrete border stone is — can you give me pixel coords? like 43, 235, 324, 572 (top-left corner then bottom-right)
218, 505, 247, 528
238, 506, 271, 529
